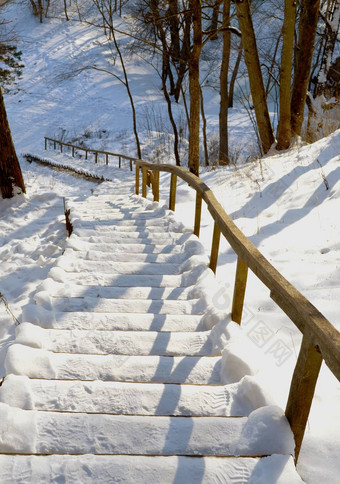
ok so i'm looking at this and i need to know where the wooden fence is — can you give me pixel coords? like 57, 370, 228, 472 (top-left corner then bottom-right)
44, 137, 137, 171
135, 159, 340, 462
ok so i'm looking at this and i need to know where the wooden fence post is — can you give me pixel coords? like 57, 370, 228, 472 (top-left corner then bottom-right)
44, 138, 47, 150
85, 150, 88, 160
95, 152, 98, 164
72, 147, 75, 157
153, 170, 159, 202
60, 143, 63, 153
209, 222, 221, 274
119, 156, 121, 168
194, 193, 202, 237
130, 159, 133, 171
135, 165, 140, 195
285, 335, 322, 462
106, 154, 109, 165
231, 257, 249, 324
169, 173, 177, 211
142, 166, 147, 198
54, 141, 56, 150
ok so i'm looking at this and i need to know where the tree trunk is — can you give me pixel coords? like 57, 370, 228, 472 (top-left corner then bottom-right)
291, 0, 321, 137
188, 0, 202, 177
277, 0, 297, 150
314, 0, 340, 98
0, 87, 26, 199
234, 0, 275, 153
209, 1, 221, 40
229, 40, 242, 108
200, 86, 209, 166
219, 0, 231, 165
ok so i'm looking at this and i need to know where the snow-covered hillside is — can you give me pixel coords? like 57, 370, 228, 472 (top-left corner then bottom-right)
1, 1, 340, 483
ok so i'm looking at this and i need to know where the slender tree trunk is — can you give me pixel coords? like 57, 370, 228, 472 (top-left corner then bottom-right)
111, 27, 142, 159
229, 40, 242, 108
209, 1, 221, 40
219, 0, 231, 165
0, 87, 26, 199
291, 0, 321, 137
234, 0, 275, 153
188, 0, 202, 177
200, 87, 209, 166
277, 0, 297, 150
64, 0, 70, 21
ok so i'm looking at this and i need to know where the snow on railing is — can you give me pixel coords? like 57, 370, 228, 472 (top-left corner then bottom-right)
135, 159, 340, 463
44, 137, 137, 171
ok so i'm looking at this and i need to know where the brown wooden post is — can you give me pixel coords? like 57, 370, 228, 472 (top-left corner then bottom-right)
130, 159, 133, 171
142, 166, 147, 198
54, 141, 56, 150
95, 152, 98, 163
285, 335, 323, 462
169, 173, 177, 211
231, 256, 249, 324
153, 170, 160, 202
72, 146, 75, 157
135, 165, 140, 195
44, 138, 47, 150
60, 143, 63, 153
209, 222, 221, 274
85, 150, 88, 160
119, 156, 121, 168
194, 192, 202, 237
106, 153, 109, 165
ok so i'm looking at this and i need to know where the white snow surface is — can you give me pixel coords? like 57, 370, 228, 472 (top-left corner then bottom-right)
0, 1, 339, 482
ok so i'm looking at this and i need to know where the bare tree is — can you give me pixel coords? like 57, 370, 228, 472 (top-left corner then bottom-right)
276, 0, 297, 150
0, 87, 26, 199
233, 0, 275, 154
219, 0, 231, 165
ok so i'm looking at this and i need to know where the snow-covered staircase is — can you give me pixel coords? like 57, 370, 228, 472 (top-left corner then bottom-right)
0, 181, 303, 482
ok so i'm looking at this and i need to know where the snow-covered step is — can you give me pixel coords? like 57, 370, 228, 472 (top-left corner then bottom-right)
36, 295, 204, 315
48, 268, 194, 288
0, 454, 303, 484
0, 404, 294, 457
5, 345, 222, 384
23, 306, 206, 331
0, 376, 248, 416
15, 323, 214, 356
66, 240, 194, 254
71, 223, 184, 234
56, 258, 188, 275
40, 279, 196, 299
63, 248, 193, 264
72, 233, 192, 244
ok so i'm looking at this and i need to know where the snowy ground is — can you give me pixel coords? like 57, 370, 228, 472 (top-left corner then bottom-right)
1, 1, 340, 482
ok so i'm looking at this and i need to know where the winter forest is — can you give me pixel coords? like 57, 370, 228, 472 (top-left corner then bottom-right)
0, 0, 340, 483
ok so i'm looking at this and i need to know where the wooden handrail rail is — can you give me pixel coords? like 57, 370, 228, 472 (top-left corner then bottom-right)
135, 159, 340, 462
44, 137, 138, 170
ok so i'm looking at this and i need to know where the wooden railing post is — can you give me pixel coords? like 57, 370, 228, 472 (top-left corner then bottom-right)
285, 335, 323, 462
119, 156, 121, 168
153, 170, 159, 202
142, 166, 147, 198
95, 152, 98, 164
231, 257, 249, 324
169, 173, 177, 211
44, 138, 47, 150
106, 153, 109, 165
130, 159, 133, 171
135, 165, 140, 195
54, 141, 56, 150
60, 142, 63, 153
72, 146, 75, 157
209, 222, 221, 274
194, 193, 202, 237
85, 150, 88, 160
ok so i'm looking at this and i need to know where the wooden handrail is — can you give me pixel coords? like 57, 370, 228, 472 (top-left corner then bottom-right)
44, 137, 138, 170
135, 158, 340, 462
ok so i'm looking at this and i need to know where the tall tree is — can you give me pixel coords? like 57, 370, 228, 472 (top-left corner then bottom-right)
276, 0, 297, 150
290, 0, 321, 137
188, 0, 202, 176
219, 0, 231, 164
0, 87, 26, 199
233, 0, 275, 154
